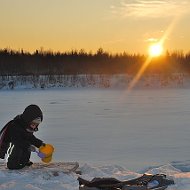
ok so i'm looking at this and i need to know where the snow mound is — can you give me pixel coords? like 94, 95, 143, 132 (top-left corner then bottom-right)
0, 162, 79, 190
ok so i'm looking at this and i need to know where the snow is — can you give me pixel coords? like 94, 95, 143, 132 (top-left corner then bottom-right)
0, 86, 190, 189
0, 162, 189, 189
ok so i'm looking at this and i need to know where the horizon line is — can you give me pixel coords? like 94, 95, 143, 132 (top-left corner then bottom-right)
0, 47, 190, 56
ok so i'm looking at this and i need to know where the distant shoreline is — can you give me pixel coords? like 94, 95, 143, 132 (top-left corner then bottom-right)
0, 73, 189, 90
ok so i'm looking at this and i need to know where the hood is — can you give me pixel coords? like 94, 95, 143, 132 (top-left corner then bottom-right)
21, 105, 43, 125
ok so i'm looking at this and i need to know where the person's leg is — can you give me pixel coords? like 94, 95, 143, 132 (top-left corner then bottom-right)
7, 143, 25, 169
20, 149, 33, 166
0, 142, 9, 159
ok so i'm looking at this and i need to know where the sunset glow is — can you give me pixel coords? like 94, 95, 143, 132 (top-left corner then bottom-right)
149, 43, 163, 57
0, 1, 189, 53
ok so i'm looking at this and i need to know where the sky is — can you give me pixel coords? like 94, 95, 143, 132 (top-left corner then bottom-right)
1, 0, 190, 54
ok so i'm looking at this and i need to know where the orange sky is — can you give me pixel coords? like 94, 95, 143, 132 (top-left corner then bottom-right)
1, 0, 190, 54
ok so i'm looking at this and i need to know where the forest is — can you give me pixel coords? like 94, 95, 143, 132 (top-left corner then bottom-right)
0, 48, 190, 76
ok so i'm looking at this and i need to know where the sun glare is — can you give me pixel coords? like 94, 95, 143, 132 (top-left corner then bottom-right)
149, 43, 163, 57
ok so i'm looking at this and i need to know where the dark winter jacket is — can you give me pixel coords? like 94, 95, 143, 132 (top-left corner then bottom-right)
8, 115, 43, 148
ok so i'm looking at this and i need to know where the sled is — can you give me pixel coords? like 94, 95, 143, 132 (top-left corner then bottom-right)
0, 161, 79, 173
78, 173, 174, 190
30, 161, 79, 172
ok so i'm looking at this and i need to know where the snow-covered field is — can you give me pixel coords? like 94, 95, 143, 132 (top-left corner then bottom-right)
0, 88, 190, 189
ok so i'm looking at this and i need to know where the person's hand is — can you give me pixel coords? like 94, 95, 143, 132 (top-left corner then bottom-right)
37, 152, 46, 158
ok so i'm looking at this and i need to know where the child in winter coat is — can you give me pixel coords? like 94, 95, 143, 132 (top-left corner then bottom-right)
0, 104, 45, 169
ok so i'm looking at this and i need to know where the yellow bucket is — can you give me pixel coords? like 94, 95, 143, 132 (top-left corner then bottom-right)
39, 144, 54, 157
42, 155, 52, 163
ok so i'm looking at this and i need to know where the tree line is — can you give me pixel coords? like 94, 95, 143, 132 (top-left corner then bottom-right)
0, 48, 190, 76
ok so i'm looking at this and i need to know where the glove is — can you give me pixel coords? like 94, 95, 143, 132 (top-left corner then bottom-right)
37, 151, 46, 159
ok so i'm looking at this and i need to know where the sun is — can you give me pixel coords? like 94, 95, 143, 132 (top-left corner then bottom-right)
149, 43, 163, 57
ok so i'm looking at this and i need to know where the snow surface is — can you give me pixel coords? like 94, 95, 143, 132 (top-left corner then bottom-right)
0, 88, 190, 189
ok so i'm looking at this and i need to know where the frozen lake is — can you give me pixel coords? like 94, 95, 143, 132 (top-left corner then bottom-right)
1, 88, 190, 172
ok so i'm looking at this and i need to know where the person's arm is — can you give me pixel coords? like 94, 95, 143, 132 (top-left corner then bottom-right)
27, 134, 44, 148
10, 127, 30, 149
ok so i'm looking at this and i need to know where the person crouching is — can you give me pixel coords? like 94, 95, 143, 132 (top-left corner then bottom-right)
0, 104, 46, 170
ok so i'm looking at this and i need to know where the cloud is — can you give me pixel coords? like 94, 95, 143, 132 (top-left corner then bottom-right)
146, 38, 159, 42
111, 0, 190, 19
